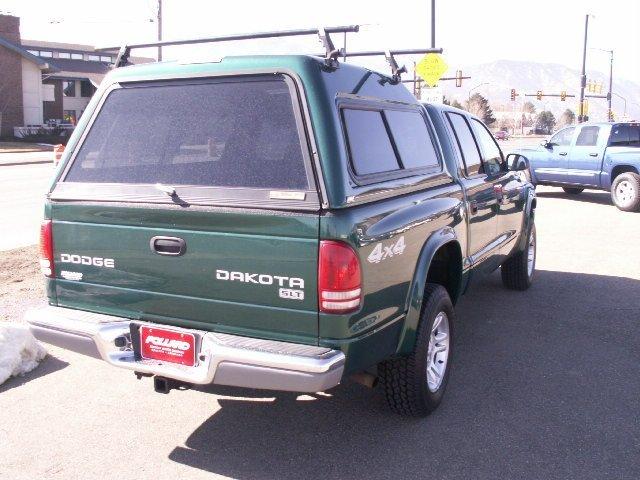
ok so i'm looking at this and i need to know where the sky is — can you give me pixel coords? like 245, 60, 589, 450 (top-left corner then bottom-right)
2, 0, 639, 84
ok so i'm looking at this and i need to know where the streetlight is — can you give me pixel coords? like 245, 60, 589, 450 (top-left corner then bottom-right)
578, 14, 596, 123
468, 82, 489, 100
612, 92, 627, 118
590, 47, 613, 121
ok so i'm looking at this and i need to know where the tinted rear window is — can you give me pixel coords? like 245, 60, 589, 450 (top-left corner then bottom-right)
64, 77, 309, 190
342, 109, 399, 175
610, 124, 640, 147
385, 110, 439, 169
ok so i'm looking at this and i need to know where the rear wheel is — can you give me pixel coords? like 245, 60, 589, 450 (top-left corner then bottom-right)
379, 284, 455, 417
611, 172, 640, 212
501, 223, 536, 290
562, 187, 584, 194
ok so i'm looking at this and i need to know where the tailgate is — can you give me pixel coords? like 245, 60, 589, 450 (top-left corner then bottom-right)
51, 205, 319, 342
48, 73, 323, 343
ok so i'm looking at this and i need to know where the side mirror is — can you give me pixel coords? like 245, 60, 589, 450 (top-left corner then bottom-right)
506, 153, 530, 171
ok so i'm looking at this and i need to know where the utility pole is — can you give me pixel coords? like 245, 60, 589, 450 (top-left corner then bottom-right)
157, 0, 163, 61
607, 50, 613, 121
578, 14, 589, 123
431, 0, 436, 48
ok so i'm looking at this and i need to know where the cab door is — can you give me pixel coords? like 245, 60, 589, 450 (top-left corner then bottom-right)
470, 119, 525, 259
567, 125, 606, 187
534, 127, 575, 183
444, 111, 501, 273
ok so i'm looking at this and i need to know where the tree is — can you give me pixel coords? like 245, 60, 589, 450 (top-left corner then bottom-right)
523, 101, 536, 115
559, 108, 576, 127
498, 117, 515, 131
535, 110, 556, 134
442, 97, 465, 110
465, 93, 496, 125
450, 99, 464, 110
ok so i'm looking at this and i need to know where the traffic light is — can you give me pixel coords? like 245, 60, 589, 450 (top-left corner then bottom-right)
581, 99, 589, 116
536, 90, 542, 100
510, 88, 516, 101
455, 70, 463, 88
560, 90, 567, 101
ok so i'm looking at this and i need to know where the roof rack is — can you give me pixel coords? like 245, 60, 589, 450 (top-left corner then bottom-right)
98, 26, 443, 81
98, 25, 360, 68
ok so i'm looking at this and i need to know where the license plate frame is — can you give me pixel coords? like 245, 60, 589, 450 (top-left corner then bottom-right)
138, 324, 197, 367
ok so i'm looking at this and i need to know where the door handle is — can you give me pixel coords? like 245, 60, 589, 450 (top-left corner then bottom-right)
559, 152, 568, 156
589, 153, 598, 157
150, 236, 186, 256
469, 200, 478, 215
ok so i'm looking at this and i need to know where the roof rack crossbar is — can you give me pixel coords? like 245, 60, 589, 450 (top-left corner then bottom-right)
102, 25, 360, 68
345, 48, 443, 58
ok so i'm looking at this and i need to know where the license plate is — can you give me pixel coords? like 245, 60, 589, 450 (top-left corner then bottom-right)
140, 325, 196, 366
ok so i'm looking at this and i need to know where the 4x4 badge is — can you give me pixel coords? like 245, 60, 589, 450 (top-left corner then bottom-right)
367, 236, 406, 264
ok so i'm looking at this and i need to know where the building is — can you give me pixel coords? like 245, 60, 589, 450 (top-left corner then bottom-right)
0, 14, 149, 137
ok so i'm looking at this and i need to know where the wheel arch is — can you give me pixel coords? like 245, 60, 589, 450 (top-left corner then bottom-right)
611, 164, 639, 182
395, 229, 463, 355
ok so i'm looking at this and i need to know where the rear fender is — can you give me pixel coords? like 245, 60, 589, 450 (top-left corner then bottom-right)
395, 228, 461, 356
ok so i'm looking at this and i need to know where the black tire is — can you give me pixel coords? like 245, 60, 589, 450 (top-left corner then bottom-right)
379, 284, 455, 417
501, 223, 536, 291
610, 172, 640, 212
562, 187, 584, 194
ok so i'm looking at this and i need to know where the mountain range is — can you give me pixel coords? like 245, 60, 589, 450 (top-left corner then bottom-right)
436, 59, 640, 122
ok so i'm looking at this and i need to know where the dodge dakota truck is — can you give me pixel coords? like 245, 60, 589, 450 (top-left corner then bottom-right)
26, 27, 536, 416
523, 122, 640, 211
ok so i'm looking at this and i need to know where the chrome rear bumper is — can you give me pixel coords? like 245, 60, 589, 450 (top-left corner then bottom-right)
26, 305, 345, 393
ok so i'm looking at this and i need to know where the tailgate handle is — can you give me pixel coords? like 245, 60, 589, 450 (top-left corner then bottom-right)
150, 236, 186, 256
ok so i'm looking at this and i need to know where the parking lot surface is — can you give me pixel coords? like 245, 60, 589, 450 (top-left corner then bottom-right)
0, 161, 54, 251
1, 181, 639, 479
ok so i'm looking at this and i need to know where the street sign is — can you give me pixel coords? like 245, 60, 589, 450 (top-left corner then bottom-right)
415, 53, 448, 87
420, 86, 443, 104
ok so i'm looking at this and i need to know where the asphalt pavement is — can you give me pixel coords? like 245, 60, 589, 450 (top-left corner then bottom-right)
1, 141, 639, 479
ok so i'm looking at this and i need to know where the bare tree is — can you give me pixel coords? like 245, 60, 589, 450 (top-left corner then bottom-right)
523, 101, 536, 115
559, 109, 576, 127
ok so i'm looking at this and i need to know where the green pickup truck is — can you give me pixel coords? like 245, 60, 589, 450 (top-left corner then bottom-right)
27, 28, 536, 416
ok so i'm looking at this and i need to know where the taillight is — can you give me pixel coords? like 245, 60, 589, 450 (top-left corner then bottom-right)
318, 240, 362, 313
39, 220, 54, 277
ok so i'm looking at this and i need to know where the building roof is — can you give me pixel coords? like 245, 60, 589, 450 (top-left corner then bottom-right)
0, 35, 50, 69
45, 58, 111, 85
21, 39, 118, 54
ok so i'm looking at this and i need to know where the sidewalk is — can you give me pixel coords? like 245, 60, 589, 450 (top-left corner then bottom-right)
0, 151, 53, 167
0, 142, 53, 154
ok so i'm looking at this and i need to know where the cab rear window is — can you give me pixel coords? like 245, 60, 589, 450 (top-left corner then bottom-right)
64, 76, 309, 190
341, 106, 440, 181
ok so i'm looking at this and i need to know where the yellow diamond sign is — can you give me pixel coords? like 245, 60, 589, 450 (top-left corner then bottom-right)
416, 53, 448, 87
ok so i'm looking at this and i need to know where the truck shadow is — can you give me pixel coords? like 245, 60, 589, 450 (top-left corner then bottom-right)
0, 354, 68, 393
168, 270, 640, 480
536, 189, 613, 207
